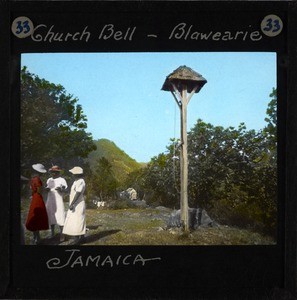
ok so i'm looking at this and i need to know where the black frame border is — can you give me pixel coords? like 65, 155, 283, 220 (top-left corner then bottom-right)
1, 1, 297, 299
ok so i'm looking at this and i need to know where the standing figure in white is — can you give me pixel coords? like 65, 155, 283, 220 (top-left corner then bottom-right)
45, 165, 67, 239
63, 166, 86, 244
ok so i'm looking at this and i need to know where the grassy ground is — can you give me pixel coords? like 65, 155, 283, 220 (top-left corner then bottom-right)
22, 198, 275, 246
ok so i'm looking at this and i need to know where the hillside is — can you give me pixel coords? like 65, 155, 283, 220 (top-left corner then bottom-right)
87, 139, 143, 183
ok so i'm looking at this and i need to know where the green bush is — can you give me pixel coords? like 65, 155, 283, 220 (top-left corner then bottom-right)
209, 198, 276, 238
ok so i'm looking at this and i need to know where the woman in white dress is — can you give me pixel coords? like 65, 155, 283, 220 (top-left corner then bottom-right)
63, 166, 86, 244
45, 165, 67, 238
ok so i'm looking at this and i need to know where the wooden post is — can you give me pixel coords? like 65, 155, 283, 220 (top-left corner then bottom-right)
162, 66, 206, 233
180, 85, 189, 232
170, 83, 199, 232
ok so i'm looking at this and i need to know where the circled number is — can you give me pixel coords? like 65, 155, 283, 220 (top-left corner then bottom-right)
11, 17, 34, 38
261, 15, 283, 37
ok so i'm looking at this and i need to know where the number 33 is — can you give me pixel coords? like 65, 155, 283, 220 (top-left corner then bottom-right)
261, 15, 283, 37
263, 18, 281, 33
15, 20, 31, 34
11, 17, 34, 38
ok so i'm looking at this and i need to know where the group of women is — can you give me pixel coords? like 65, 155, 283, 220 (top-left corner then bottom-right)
24, 163, 86, 245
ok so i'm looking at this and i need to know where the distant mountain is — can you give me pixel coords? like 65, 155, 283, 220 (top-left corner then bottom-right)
87, 139, 143, 183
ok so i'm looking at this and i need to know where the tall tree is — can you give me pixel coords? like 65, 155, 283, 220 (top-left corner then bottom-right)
21, 67, 96, 175
263, 88, 277, 148
89, 157, 118, 201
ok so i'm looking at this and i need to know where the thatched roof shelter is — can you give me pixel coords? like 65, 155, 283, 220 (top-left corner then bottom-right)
161, 65, 207, 94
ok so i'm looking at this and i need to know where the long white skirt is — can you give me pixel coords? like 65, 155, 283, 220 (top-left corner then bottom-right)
63, 200, 86, 236
46, 190, 65, 226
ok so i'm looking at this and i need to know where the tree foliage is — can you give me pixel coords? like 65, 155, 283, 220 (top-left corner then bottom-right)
88, 157, 118, 201
21, 67, 96, 175
127, 89, 278, 236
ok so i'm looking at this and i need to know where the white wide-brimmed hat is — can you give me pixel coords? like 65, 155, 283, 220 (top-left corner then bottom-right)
69, 166, 83, 175
32, 163, 47, 173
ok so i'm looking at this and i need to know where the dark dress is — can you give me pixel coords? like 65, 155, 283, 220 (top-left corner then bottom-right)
25, 176, 49, 231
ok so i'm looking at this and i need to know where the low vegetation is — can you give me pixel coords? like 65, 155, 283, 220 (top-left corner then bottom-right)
21, 199, 275, 246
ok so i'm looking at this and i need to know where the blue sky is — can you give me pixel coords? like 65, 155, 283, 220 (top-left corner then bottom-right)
21, 52, 276, 162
